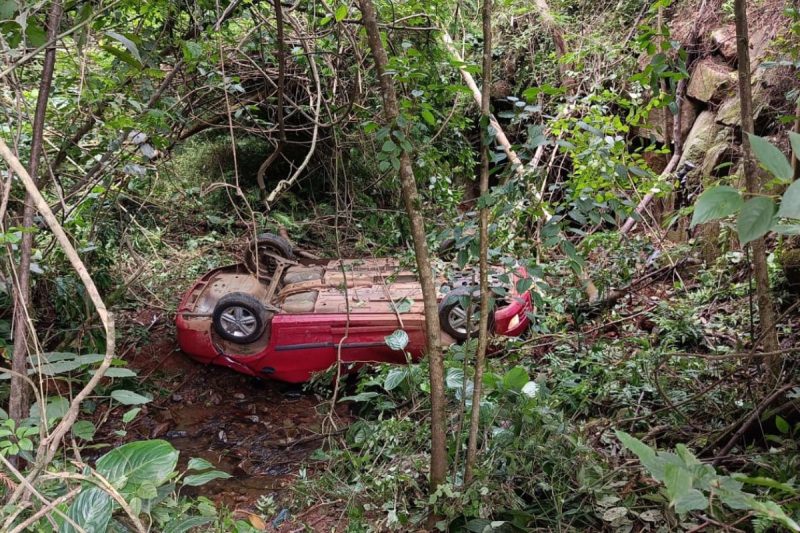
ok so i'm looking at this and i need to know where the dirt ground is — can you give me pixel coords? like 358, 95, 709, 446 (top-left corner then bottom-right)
94, 308, 350, 530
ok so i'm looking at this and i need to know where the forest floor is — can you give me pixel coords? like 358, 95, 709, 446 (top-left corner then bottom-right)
93, 306, 349, 530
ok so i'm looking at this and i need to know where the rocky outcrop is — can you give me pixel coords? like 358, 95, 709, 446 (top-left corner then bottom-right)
686, 58, 736, 103
679, 111, 721, 170
710, 25, 737, 62
643, 100, 699, 144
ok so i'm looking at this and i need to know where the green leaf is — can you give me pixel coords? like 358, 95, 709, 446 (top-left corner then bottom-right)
338, 391, 380, 403
334, 4, 348, 22
736, 197, 776, 245
122, 407, 141, 424
615, 430, 662, 481
733, 474, 798, 493
183, 470, 232, 486
664, 463, 706, 513
775, 415, 790, 434
383, 368, 407, 391
163, 517, 215, 533
445, 368, 465, 389
0, 1, 17, 19
421, 109, 436, 125
110, 389, 151, 405
774, 224, 800, 235
382, 139, 397, 153
30, 396, 69, 423
105, 31, 142, 65
690, 186, 743, 227
136, 481, 158, 499
188, 457, 215, 471
103, 368, 137, 378
674, 488, 708, 514
72, 420, 96, 441
503, 366, 529, 391
384, 329, 409, 351
25, 23, 46, 47
392, 297, 413, 313
61, 487, 112, 533
96, 439, 179, 495
790, 132, 800, 164
182, 41, 203, 62
747, 133, 793, 181
777, 180, 800, 219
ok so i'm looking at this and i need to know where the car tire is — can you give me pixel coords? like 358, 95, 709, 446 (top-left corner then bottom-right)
437, 238, 456, 261
438, 287, 494, 342
212, 292, 269, 344
244, 232, 295, 277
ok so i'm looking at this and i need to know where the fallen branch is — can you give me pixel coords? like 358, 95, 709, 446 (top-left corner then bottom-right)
712, 383, 796, 465
578, 257, 699, 316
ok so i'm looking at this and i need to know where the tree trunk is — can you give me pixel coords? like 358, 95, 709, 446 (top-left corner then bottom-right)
9, 0, 63, 423
734, 0, 780, 367
358, 0, 448, 493
464, 0, 492, 485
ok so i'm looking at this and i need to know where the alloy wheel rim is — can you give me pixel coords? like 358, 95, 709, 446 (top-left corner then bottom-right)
219, 306, 258, 337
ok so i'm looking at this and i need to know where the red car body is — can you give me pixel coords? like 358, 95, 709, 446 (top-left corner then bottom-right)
176, 259, 531, 383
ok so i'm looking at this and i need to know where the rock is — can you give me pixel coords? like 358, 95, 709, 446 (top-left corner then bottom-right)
716, 84, 767, 127
710, 23, 776, 68
700, 140, 733, 177
687, 58, 736, 103
711, 25, 737, 61
679, 111, 722, 170
642, 100, 699, 144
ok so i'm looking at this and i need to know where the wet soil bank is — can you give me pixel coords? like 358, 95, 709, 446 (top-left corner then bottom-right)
99, 315, 348, 516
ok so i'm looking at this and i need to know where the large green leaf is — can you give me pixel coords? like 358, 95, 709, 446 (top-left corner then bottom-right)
616, 430, 662, 481
664, 464, 707, 513
502, 366, 529, 391
383, 368, 408, 391
777, 180, 800, 219
110, 389, 151, 405
61, 487, 112, 533
182, 470, 232, 486
96, 439, 179, 496
104, 31, 142, 64
690, 186, 743, 227
747, 133, 793, 181
737, 197, 776, 245
384, 329, 409, 351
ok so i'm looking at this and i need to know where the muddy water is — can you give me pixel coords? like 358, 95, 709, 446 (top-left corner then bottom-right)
121, 337, 341, 508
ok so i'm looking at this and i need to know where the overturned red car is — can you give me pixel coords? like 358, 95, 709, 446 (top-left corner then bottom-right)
176, 234, 532, 383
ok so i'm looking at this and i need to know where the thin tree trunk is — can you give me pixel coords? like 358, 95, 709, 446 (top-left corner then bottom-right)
358, 0, 448, 494
9, 0, 63, 423
734, 0, 780, 368
464, 0, 492, 485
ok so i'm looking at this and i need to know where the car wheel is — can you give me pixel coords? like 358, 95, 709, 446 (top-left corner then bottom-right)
437, 238, 456, 261
244, 232, 294, 277
212, 292, 268, 344
438, 287, 494, 342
